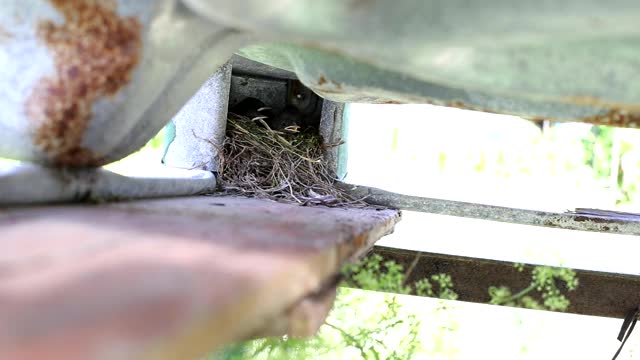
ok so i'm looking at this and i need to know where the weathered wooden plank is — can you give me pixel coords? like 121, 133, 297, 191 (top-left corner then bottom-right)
366, 246, 640, 319
0, 196, 399, 359
338, 182, 640, 236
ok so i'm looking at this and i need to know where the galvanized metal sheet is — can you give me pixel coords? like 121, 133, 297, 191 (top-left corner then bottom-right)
187, 0, 640, 125
162, 63, 231, 172
4, 0, 640, 170
339, 182, 640, 237
0, 163, 216, 205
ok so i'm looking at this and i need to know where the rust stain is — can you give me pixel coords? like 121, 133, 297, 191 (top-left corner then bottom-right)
317, 74, 327, 86
443, 100, 498, 114
560, 95, 640, 112
315, 88, 341, 95
559, 95, 640, 128
444, 98, 640, 128
25, 0, 142, 167
581, 109, 640, 128
330, 80, 343, 90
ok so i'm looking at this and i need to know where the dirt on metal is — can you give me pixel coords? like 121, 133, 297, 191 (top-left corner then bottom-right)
25, 0, 142, 167
580, 109, 640, 128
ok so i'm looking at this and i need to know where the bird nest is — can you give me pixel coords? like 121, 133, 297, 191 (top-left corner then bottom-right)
216, 113, 369, 207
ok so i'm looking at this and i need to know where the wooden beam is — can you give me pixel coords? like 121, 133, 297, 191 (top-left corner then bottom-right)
363, 246, 640, 319
0, 196, 399, 359
338, 182, 640, 236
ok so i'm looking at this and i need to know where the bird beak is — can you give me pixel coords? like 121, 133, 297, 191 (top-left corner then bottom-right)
284, 125, 301, 133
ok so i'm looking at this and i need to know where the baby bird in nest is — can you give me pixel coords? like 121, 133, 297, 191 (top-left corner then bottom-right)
230, 98, 302, 133
269, 106, 303, 133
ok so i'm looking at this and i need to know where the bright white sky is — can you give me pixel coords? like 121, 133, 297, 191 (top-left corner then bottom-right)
345, 103, 640, 275
345, 103, 640, 359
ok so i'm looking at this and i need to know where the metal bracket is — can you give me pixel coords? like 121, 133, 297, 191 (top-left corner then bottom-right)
0, 163, 216, 205
339, 182, 640, 236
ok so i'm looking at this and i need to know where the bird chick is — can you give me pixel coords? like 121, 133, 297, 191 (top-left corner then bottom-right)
229, 97, 274, 122
269, 106, 303, 133
229, 98, 303, 134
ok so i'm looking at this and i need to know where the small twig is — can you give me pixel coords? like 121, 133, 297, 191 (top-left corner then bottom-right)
494, 283, 537, 305
402, 252, 423, 288
324, 321, 362, 350
322, 139, 346, 148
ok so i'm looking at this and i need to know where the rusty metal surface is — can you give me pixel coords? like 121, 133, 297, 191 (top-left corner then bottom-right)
339, 182, 640, 236
25, 0, 143, 167
0, 196, 399, 359
368, 246, 640, 319
0, 0, 248, 167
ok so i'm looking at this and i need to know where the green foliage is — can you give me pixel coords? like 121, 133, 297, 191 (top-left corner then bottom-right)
413, 274, 459, 300
430, 273, 459, 301
215, 335, 326, 360
344, 254, 410, 294
214, 254, 579, 360
344, 254, 459, 301
327, 254, 430, 359
582, 126, 614, 180
214, 255, 428, 360
489, 264, 578, 312
324, 290, 422, 360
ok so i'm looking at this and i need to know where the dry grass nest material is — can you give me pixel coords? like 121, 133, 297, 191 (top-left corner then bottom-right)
216, 113, 370, 208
